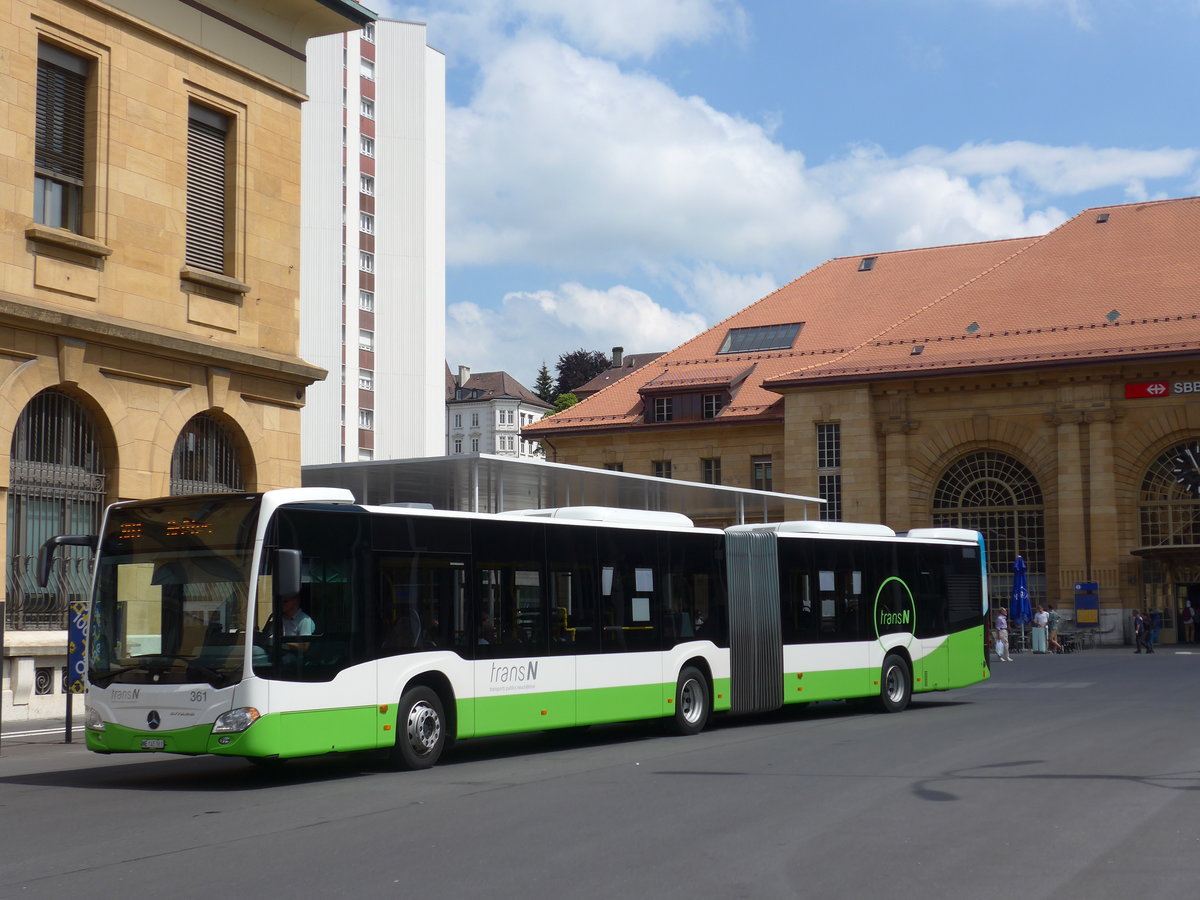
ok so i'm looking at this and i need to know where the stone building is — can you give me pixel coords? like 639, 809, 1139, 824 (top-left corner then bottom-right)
525, 198, 1200, 644
1, 0, 373, 720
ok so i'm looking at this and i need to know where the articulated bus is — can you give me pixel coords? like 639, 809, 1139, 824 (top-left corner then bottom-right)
39, 488, 990, 768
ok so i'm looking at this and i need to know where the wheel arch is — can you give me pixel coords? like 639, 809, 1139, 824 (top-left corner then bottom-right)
402, 670, 457, 743
882, 645, 913, 676
677, 655, 714, 697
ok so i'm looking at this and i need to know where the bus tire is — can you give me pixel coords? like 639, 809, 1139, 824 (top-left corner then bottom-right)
878, 654, 911, 713
392, 686, 446, 769
672, 666, 710, 735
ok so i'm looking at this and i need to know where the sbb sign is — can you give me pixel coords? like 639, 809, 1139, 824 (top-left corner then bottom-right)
1125, 381, 1199, 399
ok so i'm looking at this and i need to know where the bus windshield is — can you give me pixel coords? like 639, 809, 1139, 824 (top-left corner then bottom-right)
88, 494, 262, 689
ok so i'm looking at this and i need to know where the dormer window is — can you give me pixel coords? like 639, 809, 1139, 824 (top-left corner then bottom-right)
702, 394, 724, 419
717, 323, 802, 354
858, 256, 877, 272
653, 397, 674, 422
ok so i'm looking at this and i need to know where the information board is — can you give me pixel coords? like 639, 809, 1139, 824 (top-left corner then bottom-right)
1074, 581, 1099, 627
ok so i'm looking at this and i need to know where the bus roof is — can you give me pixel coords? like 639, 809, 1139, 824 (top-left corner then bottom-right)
902, 527, 982, 543
500, 506, 696, 528
731, 521, 898, 538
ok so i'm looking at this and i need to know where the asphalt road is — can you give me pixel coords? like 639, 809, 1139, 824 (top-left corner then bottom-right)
2, 648, 1197, 899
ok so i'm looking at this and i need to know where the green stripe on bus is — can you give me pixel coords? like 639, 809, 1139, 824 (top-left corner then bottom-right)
782, 667, 875, 703
87, 720, 214, 755
945, 625, 990, 687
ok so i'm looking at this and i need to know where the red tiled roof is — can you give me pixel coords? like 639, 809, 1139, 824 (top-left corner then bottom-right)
639, 362, 755, 393
526, 197, 1200, 437
574, 352, 665, 398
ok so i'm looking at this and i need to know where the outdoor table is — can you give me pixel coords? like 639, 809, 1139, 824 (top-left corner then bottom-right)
1009, 627, 1028, 653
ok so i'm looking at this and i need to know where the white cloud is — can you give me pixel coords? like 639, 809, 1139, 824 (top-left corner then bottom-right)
448, 36, 844, 270
443, 27, 1199, 278
383, 0, 1200, 388
446, 282, 707, 386
813, 146, 1069, 250
654, 261, 780, 323
511, 0, 743, 59
383, 0, 744, 63
927, 141, 1199, 197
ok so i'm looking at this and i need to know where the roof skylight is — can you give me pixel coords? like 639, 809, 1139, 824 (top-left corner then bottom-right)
717, 323, 803, 355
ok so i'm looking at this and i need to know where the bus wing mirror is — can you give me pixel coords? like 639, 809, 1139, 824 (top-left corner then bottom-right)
37, 534, 97, 587
274, 548, 303, 598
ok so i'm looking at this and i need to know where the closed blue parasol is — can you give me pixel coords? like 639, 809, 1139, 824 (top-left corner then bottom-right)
1010, 556, 1031, 626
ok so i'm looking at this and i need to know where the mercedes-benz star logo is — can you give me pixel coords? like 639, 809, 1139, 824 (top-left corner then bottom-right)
146, 710, 161, 730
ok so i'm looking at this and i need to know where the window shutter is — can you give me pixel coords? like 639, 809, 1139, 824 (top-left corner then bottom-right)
35, 56, 87, 182
186, 104, 229, 272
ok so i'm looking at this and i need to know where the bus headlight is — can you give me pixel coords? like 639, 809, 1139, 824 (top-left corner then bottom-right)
85, 707, 106, 731
212, 707, 261, 734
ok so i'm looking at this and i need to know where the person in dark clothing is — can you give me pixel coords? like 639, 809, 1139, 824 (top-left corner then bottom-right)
1133, 609, 1151, 654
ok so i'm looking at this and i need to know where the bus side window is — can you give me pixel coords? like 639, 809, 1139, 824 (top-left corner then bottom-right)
665, 533, 723, 647
598, 530, 661, 652
810, 543, 863, 643
472, 521, 548, 660
376, 555, 467, 655
547, 527, 598, 655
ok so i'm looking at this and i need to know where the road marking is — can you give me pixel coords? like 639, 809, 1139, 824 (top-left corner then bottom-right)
1, 726, 86, 739
974, 682, 1094, 689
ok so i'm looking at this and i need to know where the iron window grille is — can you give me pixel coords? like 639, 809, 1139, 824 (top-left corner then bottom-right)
170, 413, 244, 495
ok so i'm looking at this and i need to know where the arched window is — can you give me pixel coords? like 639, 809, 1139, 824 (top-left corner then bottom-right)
1139, 440, 1200, 547
170, 413, 244, 495
932, 451, 1045, 608
7, 390, 105, 629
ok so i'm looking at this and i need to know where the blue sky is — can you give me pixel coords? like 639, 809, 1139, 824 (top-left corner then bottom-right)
379, 0, 1200, 388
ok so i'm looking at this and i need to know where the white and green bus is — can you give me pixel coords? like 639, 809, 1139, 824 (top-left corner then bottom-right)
40, 487, 989, 768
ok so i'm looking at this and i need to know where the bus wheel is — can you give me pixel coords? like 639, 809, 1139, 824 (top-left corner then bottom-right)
878, 654, 911, 713
672, 666, 710, 735
393, 686, 446, 769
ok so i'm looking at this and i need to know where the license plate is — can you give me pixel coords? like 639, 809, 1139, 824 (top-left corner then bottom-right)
141, 739, 165, 750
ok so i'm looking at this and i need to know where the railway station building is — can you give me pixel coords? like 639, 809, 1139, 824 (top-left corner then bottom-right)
525, 198, 1200, 646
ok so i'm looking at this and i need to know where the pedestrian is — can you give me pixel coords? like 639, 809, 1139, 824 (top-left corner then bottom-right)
1181, 601, 1194, 645
1133, 609, 1148, 653
994, 607, 1012, 661
1047, 604, 1063, 653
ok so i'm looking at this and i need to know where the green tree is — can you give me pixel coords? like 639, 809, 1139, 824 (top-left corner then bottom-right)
554, 392, 579, 412
533, 362, 556, 403
554, 349, 609, 397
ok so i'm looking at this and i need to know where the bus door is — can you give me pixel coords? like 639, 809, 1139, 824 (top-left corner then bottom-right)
374, 552, 471, 738
260, 508, 378, 756
577, 529, 664, 725
912, 549, 950, 690
472, 521, 574, 736
812, 541, 870, 698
